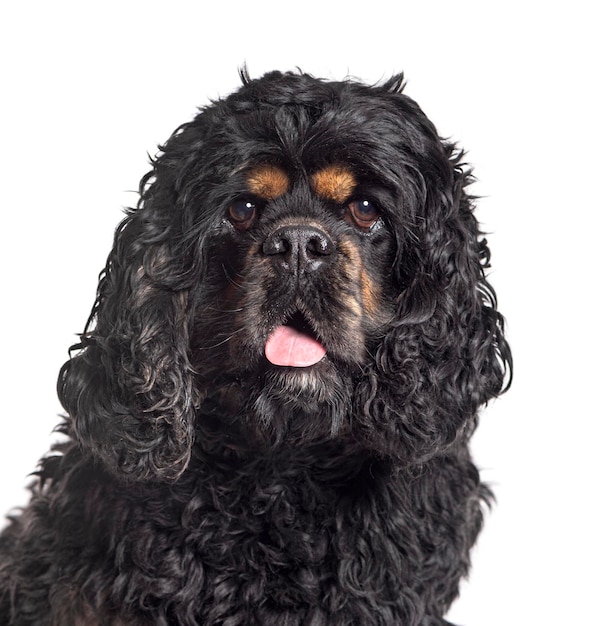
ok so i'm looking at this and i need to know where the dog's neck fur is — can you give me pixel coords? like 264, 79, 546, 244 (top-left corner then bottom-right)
191, 407, 385, 484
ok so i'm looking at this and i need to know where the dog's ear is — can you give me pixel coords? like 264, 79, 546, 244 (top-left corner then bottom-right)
357, 146, 512, 463
57, 148, 200, 483
399, 150, 512, 404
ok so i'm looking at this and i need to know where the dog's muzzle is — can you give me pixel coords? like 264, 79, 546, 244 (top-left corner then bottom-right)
261, 224, 333, 368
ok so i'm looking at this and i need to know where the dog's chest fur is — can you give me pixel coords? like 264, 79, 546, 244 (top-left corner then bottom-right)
27, 438, 480, 625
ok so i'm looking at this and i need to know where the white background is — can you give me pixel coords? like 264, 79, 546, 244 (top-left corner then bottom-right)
0, 2, 611, 624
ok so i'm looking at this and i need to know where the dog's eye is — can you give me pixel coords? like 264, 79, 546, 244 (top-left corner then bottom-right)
228, 199, 259, 229
346, 199, 380, 231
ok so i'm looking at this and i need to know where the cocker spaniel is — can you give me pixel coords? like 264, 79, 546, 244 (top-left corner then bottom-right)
0, 70, 511, 625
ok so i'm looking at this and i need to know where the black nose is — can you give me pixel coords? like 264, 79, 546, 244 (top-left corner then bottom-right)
262, 225, 335, 274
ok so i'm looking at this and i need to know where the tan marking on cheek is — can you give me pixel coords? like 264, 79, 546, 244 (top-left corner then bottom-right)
338, 238, 380, 318
337, 239, 364, 318
310, 165, 357, 203
246, 165, 290, 200
344, 295, 362, 319
360, 268, 380, 317
337, 239, 361, 269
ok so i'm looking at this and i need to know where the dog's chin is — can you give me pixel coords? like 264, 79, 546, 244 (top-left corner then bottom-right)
252, 362, 353, 446
215, 356, 354, 449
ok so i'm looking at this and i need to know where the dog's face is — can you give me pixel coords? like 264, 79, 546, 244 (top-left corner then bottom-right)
58, 71, 511, 481
192, 159, 398, 442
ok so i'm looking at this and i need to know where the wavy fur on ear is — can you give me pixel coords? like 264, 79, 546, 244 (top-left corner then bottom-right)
57, 158, 200, 482
355, 143, 511, 464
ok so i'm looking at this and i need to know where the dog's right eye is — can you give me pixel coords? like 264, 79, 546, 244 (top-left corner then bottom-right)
228, 199, 259, 230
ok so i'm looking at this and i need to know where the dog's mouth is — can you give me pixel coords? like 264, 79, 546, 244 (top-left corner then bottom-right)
264, 311, 327, 368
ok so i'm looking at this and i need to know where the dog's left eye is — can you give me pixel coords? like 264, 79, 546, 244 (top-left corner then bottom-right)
228, 199, 259, 229
346, 199, 380, 231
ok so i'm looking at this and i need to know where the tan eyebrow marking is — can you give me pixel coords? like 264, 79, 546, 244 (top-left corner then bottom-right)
246, 165, 290, 200
310, 165, 357, 204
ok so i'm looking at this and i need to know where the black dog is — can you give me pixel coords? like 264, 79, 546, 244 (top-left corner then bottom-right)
0, 70, 511, 625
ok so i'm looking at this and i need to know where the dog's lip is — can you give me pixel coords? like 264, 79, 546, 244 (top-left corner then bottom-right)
264, 312, 327, 367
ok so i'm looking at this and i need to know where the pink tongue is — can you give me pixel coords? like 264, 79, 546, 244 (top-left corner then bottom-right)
265, 325, 327, 367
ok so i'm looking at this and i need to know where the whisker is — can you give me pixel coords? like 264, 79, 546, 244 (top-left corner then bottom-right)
198, 323, 249, 351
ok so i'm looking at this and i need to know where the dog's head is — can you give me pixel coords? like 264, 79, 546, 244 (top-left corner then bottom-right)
58, 71, 511, 481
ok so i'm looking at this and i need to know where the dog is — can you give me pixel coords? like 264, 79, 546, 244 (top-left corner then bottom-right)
0, 70, 511, 625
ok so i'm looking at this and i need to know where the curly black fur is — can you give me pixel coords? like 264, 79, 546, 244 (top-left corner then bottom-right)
0, 70, 511, 625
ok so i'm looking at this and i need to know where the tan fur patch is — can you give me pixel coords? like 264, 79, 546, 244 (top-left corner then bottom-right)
360, 268, 379, 317
310, 165, 357, 203
246, 165, 290, 199
338, 239, 380, 318
338, 239, 360, 265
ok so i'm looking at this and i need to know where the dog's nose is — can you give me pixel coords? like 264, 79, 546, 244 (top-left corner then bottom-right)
262, 225, 335, 274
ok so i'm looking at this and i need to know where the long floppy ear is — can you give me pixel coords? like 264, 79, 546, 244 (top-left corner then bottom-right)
357, 145, 512, 463
57, 157, 200, 482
